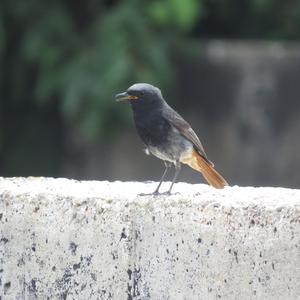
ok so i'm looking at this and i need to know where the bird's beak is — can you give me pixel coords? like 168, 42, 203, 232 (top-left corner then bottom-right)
115, 92, 139, 102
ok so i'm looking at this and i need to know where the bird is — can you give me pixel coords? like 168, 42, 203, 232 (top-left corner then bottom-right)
115, 83, 228, 195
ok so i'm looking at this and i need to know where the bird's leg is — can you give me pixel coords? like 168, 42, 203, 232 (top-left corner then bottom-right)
165, 161, 181, 195
152, 161, 171, 194
138, 162, 171, 196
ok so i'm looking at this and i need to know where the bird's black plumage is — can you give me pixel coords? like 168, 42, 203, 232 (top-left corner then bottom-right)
115, 83, 228, 194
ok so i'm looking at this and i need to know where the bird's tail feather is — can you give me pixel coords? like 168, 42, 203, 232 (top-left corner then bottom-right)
181, 150, 228, 189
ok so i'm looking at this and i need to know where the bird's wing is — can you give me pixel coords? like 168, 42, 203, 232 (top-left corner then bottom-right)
162, 105, 212, 165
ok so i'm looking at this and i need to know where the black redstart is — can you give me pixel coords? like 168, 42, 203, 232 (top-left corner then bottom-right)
115, 83, 228, 195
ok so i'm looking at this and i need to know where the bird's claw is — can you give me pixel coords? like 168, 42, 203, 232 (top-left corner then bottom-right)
158, 191, 171, 196
138, 191, 178, 197
160, 191, 179, 196
138, 191, 160, 196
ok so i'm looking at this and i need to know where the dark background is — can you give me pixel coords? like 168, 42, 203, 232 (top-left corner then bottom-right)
1, 0, 300, 188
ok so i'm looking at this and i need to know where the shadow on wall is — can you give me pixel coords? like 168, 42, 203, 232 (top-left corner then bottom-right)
63, 41, 300, 189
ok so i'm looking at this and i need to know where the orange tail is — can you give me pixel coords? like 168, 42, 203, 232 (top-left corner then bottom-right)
181, 150, 228, 189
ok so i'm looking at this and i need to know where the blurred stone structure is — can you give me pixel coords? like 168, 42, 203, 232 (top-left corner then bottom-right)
64, 41, 300, 189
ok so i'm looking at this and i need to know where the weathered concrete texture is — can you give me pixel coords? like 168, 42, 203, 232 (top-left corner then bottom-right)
0, 177, 300, 300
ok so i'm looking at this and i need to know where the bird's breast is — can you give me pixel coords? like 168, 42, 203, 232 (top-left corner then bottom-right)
134, 112, 193, 162
133, 111, 170, 146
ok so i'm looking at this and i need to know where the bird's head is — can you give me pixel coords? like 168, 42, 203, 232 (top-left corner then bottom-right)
115, 83, 164, 109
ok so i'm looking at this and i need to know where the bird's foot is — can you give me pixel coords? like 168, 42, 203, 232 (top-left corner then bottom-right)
158, 191, 171, 196
138, 191, 179, 197
160, 191, 179, 196
138, 191, 159, 196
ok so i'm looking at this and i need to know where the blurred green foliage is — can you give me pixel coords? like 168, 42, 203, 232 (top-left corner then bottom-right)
149, 0, 203, 31
1, 0, 300, 142
0, 0, 201, 139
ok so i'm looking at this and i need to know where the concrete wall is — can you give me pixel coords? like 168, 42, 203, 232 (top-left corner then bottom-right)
0, 177, 300, 299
